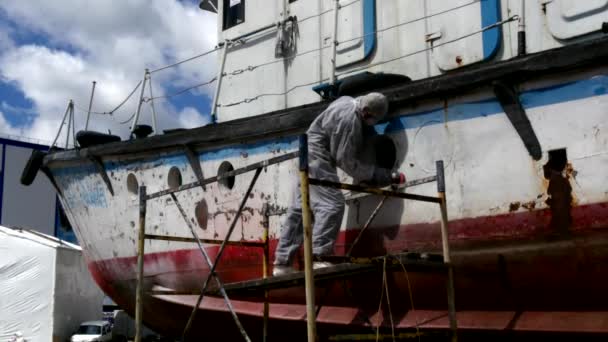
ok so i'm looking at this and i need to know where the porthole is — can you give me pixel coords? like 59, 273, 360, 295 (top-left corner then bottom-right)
127, 173, 138, 195
195, 199, 208, 230
217, 161, 235, 190
168, 166, 182, 189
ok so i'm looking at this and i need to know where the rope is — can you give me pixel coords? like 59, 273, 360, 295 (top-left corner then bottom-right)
107, 81, 143, 114
149, 46, 221, 74
73, 4, 517, 121
73, 81, 142, 115
339, 0, 481, 46
385, 257, 397, 342
144, 0, 359, 76
118, 111, 137, 125
144, 77, 217, 102
337, 15, 519, 77
217, 78, 329, 107
216, 15, 517, 108
375, 257, 396, 342
395, 256, 421, 342
221, 0, 484, 79
297, 0, 361, 24
223, 43, 330, 77
375, 257, 386, 341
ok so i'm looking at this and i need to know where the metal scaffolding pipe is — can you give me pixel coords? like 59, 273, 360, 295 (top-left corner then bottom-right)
437, 160, 457, 341
299, 134, 317, 342
134, 186, 147, 342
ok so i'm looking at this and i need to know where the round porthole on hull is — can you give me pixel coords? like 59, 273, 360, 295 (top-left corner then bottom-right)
168, 166, 182, 189
218, 161, 235, 190
127, 173, 138, 195
195, 199, 208, 230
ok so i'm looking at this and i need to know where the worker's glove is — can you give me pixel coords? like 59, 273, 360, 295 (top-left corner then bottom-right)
391, 172, 406, 185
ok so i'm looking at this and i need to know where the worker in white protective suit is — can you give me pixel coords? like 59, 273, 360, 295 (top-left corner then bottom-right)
273, 92, 406, 276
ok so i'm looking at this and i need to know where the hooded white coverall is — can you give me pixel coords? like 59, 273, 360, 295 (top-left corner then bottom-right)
274, 96, 393, 266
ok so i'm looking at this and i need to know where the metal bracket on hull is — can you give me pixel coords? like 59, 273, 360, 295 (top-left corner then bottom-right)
493, 81, 542, 160
183, 144, 206, 191
89, 156, 114, 196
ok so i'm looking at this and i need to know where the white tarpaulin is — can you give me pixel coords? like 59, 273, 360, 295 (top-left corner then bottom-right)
0, 226, 103, 342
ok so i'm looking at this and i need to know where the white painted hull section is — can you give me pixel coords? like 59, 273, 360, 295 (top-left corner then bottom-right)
51, 71, 608, 279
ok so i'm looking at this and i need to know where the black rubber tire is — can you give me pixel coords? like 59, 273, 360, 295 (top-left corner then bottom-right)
338, 72, 411, 97
76, 130, 121, 148
20, 149, 46, 185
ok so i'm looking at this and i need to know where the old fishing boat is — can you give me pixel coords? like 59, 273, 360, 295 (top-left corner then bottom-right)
24, 0, 608, 339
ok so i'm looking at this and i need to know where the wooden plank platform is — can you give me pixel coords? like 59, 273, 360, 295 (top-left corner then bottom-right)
221, 252, 447, 294
148, 253, 447, 296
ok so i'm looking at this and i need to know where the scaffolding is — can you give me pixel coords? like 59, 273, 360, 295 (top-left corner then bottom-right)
134, 134, 457, 341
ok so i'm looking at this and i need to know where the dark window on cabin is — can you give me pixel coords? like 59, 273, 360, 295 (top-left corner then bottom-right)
223, 0, 245, 30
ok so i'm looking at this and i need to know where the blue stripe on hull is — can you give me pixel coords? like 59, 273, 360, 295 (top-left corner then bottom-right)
380, 75, 608, 134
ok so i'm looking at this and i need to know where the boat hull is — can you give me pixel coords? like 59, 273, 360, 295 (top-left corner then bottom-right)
45, 63, 608, 337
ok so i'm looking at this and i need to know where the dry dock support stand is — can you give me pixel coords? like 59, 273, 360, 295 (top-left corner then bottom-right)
134, 134, 457, 341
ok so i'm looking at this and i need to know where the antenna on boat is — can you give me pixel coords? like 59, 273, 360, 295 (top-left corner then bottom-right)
130, 69, 150, 136
50, 100, 77, 149
147, 75, 158, 134
84, 81, 96, 131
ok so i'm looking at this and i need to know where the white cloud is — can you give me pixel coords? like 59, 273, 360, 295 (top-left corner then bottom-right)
0, 110, 26, 139
0, 0, 218, 143
177, 106, 211, 128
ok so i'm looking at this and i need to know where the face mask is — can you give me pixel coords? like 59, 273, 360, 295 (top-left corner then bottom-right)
363, 116, 378, 126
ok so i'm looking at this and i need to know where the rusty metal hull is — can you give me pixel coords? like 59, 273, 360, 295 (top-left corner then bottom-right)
87, 220, 608, 339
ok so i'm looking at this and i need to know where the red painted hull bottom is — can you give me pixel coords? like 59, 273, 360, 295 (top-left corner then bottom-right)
88, 203, 608, 339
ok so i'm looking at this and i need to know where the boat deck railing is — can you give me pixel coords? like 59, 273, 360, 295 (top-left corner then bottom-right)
134, 134, 457, 342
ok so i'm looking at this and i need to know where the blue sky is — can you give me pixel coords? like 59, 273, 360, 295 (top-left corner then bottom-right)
0, 0, 218, 145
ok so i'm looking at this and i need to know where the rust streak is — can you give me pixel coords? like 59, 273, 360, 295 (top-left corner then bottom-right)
521, 201, 536, 211
509, 202, 521, 212
543, 153, 572, 234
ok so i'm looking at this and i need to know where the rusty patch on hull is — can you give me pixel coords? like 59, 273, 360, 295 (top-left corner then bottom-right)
543, 149, 573, 234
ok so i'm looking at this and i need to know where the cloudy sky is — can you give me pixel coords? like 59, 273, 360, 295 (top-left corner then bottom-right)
0, 0, 218, 146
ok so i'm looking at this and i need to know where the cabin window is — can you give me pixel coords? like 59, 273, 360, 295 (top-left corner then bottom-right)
223, 0, 245, 30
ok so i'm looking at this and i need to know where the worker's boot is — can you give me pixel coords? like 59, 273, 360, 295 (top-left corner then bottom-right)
313, 261, 334, 270
272, 265, 297, 276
